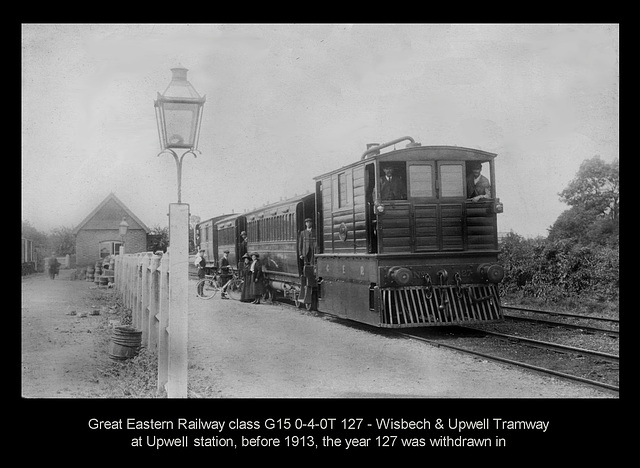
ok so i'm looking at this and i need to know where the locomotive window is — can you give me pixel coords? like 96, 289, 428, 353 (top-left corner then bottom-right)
338, 172, 351, 208
439, 164, 464, 198
379, 162, 407, 200
408, 165, 434, 198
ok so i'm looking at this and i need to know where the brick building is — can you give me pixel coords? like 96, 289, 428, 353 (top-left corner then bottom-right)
72, 192, 150, 268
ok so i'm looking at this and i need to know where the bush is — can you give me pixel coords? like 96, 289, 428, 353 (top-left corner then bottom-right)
498, 233, 619, 303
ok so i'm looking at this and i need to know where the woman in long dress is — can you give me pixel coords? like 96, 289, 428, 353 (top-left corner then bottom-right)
239, 253, 252, 302
249, 253, 264, 304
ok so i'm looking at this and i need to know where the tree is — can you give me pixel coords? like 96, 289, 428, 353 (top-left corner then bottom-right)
147, 224, 169, 253
549, 156, 619, 245
48, 226, 75, 256
559, 156, 619, 220
22, 220, 48, 248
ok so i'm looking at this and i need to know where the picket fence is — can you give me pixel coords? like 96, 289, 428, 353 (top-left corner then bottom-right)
113, 251, 184, 396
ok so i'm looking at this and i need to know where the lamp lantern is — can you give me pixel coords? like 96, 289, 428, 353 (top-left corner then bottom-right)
154, 66, 206, 202
119, 217, 129, 239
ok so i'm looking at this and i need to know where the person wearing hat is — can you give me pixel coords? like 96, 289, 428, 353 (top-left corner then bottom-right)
249, 252, 264, 304
298, 217, 316, 266
219, 250, 231, 299
466, 161, 492, 202
239, 253, 253, 302
379, 166, 406, 200
195, 248, 207, 296
239, 231, 248, 258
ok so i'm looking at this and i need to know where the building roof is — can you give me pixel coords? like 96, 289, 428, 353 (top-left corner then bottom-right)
72, 192, 150, 235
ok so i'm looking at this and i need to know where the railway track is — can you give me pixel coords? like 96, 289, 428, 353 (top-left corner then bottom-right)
393, 327, 619, 393
502, 305, 619, 335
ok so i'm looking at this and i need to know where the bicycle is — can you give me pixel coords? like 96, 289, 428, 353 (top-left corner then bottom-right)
196, 271, 244, 300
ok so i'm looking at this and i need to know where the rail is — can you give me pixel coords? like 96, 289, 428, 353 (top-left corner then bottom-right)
502, 305, 619, 324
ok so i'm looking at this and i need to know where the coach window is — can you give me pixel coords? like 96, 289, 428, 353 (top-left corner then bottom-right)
438, 163, 464, 198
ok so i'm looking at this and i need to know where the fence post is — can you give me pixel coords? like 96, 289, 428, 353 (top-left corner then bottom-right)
157, 250, 170, 392
148, 254, 161, 353
166, 203, 189, 398
135, 254, 143, 330
140, 253, 152, 348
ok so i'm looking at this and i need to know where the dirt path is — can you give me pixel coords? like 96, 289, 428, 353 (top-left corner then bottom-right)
21, 270, 113, 398
21, 271, 614, 398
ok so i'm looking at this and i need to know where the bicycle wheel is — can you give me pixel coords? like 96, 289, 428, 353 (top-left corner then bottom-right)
197, 279, 219, 299
225, 278, 244, 301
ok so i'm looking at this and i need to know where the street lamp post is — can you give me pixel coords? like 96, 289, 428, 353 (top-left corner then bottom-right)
119, 217, 129, 255
154, 66, 206, 203
154, 66, 205, 398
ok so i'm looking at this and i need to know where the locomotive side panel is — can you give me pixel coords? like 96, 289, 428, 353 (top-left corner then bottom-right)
316, 255, 379, 325
323, 165, 369, 255
352, 166, 368, 253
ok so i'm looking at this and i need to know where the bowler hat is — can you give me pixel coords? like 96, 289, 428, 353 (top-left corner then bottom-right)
304, 217, 313, 223
223, 250, 230, 254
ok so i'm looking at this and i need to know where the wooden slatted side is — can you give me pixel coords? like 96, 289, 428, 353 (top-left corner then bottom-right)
414, 204, 438, 251
466, 204, 497, 250
380, 204, 411, 253
440, 204, 463, 250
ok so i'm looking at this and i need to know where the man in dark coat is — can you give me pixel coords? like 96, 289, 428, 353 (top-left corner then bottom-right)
298, 218, 316, 265
219, 250, 231, 299
249, 253, 264, 304
238, 231, 248, 259
379, 166, 406, 200
48, 254, 60, 280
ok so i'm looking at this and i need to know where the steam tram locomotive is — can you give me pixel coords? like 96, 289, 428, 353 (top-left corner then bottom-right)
197, 136, 505, 328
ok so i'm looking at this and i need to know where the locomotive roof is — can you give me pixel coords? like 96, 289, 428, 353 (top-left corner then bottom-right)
314, 145, 497, 180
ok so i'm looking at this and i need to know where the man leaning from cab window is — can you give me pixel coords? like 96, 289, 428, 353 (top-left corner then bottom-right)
466, 162, 491, 202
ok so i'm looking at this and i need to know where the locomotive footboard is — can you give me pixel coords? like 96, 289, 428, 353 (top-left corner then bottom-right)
378, 283, 502, 327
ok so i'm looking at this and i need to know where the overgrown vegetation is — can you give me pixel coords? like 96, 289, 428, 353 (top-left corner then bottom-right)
499, 156, 619, 313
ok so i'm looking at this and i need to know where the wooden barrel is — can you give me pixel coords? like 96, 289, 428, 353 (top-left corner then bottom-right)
108, 326, 142, 361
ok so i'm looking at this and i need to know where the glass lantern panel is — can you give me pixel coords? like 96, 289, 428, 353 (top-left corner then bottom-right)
163, 102, 200, 147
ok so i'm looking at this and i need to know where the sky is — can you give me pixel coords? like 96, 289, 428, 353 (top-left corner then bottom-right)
21, 23, 619, 238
